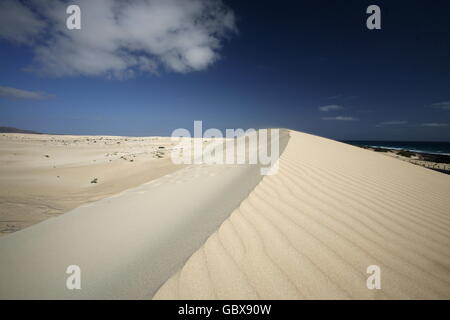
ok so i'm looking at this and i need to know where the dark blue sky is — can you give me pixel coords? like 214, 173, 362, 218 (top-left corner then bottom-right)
0, 0, 449, 140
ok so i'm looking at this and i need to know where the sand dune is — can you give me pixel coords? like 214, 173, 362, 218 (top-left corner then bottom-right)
0, 133, 184, 235
0, 129, 449, 299
0, 130, 289, 299
154, 130, 450, 299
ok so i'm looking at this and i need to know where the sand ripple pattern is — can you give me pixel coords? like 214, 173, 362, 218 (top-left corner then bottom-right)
154, 130, 450, 299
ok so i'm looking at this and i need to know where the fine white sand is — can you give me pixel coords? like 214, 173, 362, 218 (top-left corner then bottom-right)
154, 130, 450, 299
0, 130, 449, 299
0, 133, 184, 235
0, 130, 289, 299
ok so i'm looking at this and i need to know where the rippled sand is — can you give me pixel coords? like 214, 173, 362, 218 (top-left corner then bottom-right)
155, 130, 450, 299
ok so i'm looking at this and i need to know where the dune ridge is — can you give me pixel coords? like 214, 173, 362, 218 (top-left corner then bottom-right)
0, 130, 289, 299
154, 130, 450, 299
0, 133, 185, 235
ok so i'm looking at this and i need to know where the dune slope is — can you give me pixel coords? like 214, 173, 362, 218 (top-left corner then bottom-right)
0, 133, 184, 235
154, 130, 450, 299
0, 130, 289, 299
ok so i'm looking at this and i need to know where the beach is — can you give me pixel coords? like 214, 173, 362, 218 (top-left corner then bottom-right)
0, 129, 449, 299
0, 133, 184, 236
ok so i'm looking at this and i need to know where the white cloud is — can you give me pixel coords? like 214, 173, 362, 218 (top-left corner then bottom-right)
0, 0, 237, 78
322, 116, 359, 121
429, 101, 450, 110
318, 105, 343, 112
0, 0, 46, 44
0, 86, 52, 100
378, 121, 408, 126
421, 123, 449, 127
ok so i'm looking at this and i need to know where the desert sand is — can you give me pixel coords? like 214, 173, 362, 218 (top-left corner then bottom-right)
0, 133, 184, 236
154, 130, 450, 299
0, 130, 289, 299
0, 130, 449, 299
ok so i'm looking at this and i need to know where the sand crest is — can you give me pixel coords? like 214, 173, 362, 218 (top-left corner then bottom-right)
0, 130, 448, 299
0, 130, 289, 299
154, 130, 450, 299
0, 133, 184, 235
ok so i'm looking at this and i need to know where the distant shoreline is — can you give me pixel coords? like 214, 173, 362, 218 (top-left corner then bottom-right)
343, 140, 450, 156
351, 144, 450, 175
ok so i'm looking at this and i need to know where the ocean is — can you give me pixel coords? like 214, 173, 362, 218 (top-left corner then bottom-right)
342, 141, 450, 156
